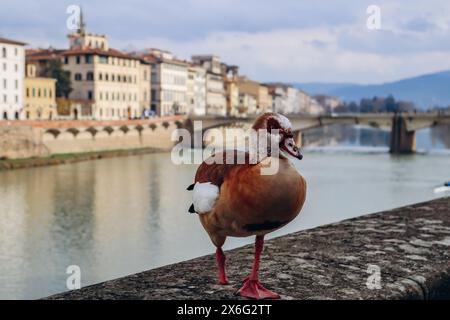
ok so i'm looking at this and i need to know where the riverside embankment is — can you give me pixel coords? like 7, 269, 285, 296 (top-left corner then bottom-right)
46, 197, 450, 300
0, 116, 183, 161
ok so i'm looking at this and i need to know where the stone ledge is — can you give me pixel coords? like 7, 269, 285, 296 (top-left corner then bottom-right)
46, 197, 450, 300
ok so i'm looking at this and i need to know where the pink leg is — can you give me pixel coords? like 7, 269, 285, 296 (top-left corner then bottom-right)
238, 235, 280, 299
216, 247, 229, 285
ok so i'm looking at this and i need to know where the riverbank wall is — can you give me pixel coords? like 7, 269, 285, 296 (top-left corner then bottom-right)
0, 116, 183, 161
46, 196, 450, 300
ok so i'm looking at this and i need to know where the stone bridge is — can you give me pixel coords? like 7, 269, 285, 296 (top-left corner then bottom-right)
186, 112, 450, 154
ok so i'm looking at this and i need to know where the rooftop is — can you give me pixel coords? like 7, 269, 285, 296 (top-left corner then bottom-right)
0, 36, 26, 46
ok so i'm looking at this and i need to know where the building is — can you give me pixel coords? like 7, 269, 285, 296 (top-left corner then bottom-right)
257, 85, 272, 113
139, 49, 188, 116
238, 92, 257, 115
236, 76, 272, 114
191, 55, 226, 116
221, 64, 240, 116
186, 65, 206, 115
63, 19, 150, 119
26, 11, 151, 120
313, 95, 340, 113
266, 83, 303, 114
23, 63, 57, 120
0, 37, 26, 120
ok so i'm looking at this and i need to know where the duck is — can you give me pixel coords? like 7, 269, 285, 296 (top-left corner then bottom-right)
187, 112, 307, 299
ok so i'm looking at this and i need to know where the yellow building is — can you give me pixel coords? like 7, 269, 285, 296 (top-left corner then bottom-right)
236, 76, 272, 113
24, 64, 57, 120
258, 85, 273, 113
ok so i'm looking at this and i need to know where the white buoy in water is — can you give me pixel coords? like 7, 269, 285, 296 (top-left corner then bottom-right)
434, 186, 450, 194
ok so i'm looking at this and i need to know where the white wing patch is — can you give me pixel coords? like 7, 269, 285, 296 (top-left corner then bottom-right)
276, 114, 292, 130
192, 182, 219, 214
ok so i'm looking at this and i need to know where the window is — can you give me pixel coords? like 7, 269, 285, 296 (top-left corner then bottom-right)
85, 55, 92, 64
74, 73, 82, 81
2, 47, 6, 58
43, 88, 47, 97
14, 64, 18, 72
98, 55, 108, 64
14, 48, 18, 56
3, 79, 6, 89
99, 73, 103, 80
76, 56, 81, 64
15, 95, 18, 103
3, 94, 6, 103
15, 79, 18, 90
105, 73, 109, 81
38, 89, 41, 97
87, 91, 93, 100
2, 63, 6, 71
86, 71, 94, 81
49, 89, 52, 98
64, 56, 69, 64
112, 74, 115, 82
32, 88, 36, 97
26, 88, 30, 97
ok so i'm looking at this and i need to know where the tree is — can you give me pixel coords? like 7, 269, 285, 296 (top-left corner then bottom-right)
43, 59, 72, 98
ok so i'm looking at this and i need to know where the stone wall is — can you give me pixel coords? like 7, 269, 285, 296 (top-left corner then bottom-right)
0, 125, 49, 159
0, 120, 181, 159
46, 197, 450, 300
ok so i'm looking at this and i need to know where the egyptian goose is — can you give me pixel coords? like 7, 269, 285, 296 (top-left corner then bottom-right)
187, 112, 307, 299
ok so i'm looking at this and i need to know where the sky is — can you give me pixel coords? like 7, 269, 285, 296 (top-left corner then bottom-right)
2, 0, 450, 84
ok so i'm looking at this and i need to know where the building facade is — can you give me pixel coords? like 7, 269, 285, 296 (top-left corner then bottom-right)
186, 65, 206, 115
266, 83, 304, 114
236, 76, 272, 114
63, 29, 149, 120
140, 49, 188, 116
191, 55, 226, 116
0, 37, 25, 120
24, 64, 57, 120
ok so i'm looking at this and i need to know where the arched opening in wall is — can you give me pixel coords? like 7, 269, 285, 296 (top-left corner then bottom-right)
3, 111, 8, 120
14, 112, 19, 120
127, 106, 131, 120
74, 108, 78, 120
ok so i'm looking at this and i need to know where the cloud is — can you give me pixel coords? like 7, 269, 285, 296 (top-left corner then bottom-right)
1, 0, 450, 83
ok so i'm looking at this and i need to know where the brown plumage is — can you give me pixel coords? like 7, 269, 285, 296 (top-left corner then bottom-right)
188, 112, 307, 299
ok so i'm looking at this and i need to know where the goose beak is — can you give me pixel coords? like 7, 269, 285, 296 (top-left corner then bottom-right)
282, 137, 303, 160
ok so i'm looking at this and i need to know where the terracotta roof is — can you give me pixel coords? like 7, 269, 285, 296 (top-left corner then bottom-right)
138, 53, 189, 66
62, 47, 139, 60
26, 48, 65, 61
0, 37, 26, 46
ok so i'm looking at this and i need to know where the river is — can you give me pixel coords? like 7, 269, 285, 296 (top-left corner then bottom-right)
0, 125, 449, 299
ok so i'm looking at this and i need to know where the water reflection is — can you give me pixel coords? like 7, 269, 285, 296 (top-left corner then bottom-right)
303, 124, 450, 150
0, 126, 449, 299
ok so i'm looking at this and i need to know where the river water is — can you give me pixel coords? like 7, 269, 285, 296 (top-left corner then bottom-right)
0, 125, 449, 299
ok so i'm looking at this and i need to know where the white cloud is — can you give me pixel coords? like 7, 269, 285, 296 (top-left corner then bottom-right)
114, 24, 450, 83
3, 0, 450, 83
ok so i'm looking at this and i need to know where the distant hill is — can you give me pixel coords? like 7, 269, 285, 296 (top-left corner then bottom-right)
294, 70, 450, 110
